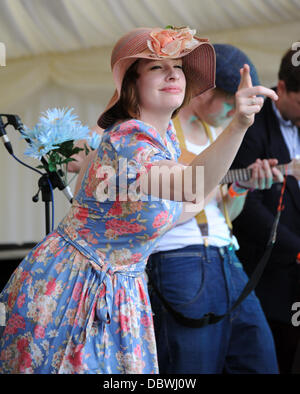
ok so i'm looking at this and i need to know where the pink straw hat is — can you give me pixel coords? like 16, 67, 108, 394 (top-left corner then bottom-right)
98, 26, 216, 129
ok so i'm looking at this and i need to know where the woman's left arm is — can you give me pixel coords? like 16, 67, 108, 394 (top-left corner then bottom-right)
74, 150, 97, 197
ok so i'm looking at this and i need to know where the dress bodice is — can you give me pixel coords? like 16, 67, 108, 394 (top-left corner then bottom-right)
57, 119, 182, 274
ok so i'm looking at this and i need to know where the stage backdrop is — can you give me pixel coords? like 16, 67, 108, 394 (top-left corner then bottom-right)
0, 0, 300, 245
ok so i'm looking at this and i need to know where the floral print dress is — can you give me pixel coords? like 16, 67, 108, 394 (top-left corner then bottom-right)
0, 119, 182, 374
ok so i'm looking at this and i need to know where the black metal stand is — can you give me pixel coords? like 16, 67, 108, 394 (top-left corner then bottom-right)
32, 174, 52, 235
1, 113, 73, 237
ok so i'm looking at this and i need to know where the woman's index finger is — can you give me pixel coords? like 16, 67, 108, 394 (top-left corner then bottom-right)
238, 64, 253, 90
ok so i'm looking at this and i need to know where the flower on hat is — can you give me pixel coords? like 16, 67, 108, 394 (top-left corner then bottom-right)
147, 26, 198, 58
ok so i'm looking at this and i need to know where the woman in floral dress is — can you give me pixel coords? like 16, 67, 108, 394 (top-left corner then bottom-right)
0, 26, 278, 373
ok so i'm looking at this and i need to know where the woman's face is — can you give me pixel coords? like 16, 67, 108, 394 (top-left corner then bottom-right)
136, 58, 186, 117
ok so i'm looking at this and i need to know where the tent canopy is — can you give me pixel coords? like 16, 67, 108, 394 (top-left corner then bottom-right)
1, 0, 300, 59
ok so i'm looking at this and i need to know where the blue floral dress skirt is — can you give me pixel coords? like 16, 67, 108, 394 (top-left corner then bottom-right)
0, 120, 182, 374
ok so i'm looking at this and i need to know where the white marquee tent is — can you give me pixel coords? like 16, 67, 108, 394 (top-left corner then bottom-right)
0, 0, 300, 246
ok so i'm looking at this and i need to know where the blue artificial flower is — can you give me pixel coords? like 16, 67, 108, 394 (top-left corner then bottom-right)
87, 132, 102, 150
22, 107, 90, 159
21, 124, 58, 159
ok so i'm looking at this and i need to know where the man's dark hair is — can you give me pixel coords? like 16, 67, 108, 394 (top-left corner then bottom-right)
278, 44, 300, 92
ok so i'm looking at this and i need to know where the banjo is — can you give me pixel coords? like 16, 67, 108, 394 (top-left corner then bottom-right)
178, 148, 300, 184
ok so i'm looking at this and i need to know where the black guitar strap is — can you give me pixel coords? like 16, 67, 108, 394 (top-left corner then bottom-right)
148, 182, 286, 328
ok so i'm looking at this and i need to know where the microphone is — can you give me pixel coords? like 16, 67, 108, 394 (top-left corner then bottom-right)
42, 163, 74, 203
5, 114, 25, 135
2, 114, 74, 203
0, 116, 13, 155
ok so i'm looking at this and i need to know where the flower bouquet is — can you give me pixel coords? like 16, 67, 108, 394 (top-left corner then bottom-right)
21, 107, 101, 184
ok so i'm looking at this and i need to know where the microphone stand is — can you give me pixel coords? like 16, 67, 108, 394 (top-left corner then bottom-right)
0, 114, 73, 235
33, 172, 52, 235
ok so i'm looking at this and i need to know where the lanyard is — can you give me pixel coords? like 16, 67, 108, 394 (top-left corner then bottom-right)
174, 116, 233, 245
